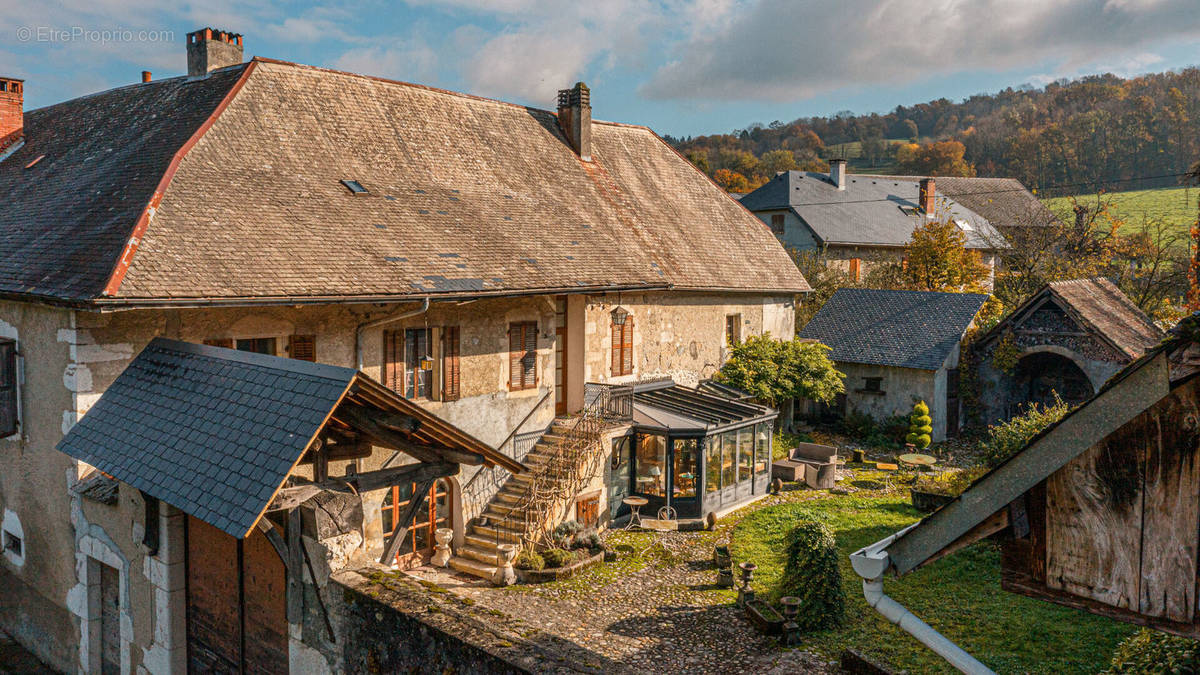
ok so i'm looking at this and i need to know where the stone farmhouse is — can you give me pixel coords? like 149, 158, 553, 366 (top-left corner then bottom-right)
0, 29, 807, 674
738, 161, 1057, 289
798, 288, 987, 441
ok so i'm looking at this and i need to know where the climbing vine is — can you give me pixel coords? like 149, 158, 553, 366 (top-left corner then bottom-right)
991, 333, 1021, 375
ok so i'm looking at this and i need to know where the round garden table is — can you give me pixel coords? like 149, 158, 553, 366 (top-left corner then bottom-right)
622, 496, 648, 529
898, 453, 937, 470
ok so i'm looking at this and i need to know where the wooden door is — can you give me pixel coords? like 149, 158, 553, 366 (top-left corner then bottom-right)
945, 368, 960, 438
186, 516, 288, 674
555, 296, 568, 415
575, 494, 599, 528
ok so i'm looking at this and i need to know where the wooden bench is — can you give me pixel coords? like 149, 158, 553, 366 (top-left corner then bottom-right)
772, 442, 838, 489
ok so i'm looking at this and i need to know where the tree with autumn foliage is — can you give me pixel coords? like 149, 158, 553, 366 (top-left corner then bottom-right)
895, 140, 976, 177
902, 219, 990, 292
712, 169, 751, 193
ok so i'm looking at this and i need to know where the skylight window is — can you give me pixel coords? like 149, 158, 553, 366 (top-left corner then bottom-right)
341, 179, 367, 195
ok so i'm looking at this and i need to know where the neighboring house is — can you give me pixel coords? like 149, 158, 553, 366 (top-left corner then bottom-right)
974, 277, 1162, 423
850, 320, 1200, 671
738, 161, 1052, 289
0, 29, 807, 674
798, 288, 988, 441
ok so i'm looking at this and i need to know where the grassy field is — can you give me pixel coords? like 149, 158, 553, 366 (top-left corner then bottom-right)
729, 494, 1135, 674
823, 138, 910, 175
1044, 186, 1198, 239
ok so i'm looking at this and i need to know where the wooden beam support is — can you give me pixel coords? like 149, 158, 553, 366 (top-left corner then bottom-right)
256, 517, 291, 573
266, 461, 458, 512
336, 402, 486, 466
379, 477, 436, 565
286, 508, 303, 625
341, 401, 420, 433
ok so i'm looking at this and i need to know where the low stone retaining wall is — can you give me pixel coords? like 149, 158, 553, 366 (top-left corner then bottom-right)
515, 549, 604, 583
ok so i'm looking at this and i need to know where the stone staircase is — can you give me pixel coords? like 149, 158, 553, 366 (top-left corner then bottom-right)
448, 418, 582, 581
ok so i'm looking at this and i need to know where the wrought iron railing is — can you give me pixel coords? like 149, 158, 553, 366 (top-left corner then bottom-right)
489, 383, 634, 551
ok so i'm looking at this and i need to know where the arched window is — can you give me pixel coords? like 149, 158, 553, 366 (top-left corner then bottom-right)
381, 479, 450, 569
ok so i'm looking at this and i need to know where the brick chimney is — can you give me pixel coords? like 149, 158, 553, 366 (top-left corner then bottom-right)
556, 82, 591, 161
141, 71, 152, 83
830, 158, 847, 190
0, 77, 24, 155
919, 178, 936, 215
187, 28, 243, 77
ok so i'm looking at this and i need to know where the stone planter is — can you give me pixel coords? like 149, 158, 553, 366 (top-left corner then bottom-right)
431, 527, 453, 567
713, 545, 731, 569
515, 549, 604, 583
910, 489, 954, 513
744, 599, 784, 635
493, 543, 517, 586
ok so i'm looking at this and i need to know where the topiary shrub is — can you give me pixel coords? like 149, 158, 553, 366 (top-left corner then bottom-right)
906, 400, 933, 449
542, 548, 577, 569
514, 549, 545, 571
778, 521, 845, 631
1107, 628, 1200, 673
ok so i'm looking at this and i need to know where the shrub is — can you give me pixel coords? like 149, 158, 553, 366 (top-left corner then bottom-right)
982, 395, 1071, 467
1107, 628, 1200, 674
572, 529, 602, 551
542, 548, 577, 569
552, 520, 584, 548
514, 549, 545, 571
906, 401, 933, 449
778, 521, 845, 631
841, 410, 876, 438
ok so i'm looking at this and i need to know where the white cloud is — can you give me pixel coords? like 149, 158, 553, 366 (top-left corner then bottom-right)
641, 0, 1200, 101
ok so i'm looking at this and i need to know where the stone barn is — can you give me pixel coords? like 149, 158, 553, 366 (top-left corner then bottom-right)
851, 318, 1200, 673
974, 277, 1162, 424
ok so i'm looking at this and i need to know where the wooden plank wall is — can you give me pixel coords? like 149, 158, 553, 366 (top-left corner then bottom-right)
1041, 377, 1200, 624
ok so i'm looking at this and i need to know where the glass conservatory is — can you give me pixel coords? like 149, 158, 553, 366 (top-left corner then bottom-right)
611, 381, 776, 521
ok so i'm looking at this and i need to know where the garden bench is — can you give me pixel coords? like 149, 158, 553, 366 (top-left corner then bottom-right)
771, 442, 838, 489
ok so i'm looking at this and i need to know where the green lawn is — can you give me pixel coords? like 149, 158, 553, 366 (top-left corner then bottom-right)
729, 494, 1135, 674
1044, 186, 1198, 244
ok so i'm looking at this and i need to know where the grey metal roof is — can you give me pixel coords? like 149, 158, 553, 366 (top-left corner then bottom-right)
632, 382, 776, 434
57, 338, 355, 537
799, 288, 988, 371
739, 171, 1006, 250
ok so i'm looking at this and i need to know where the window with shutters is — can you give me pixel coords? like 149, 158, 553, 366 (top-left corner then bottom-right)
769, 213, 785, 235
384, 328, 433, 399
849, 258, 862, 282
442, 327, 460, 401
235, 337, 276, 355
288, 335, 316, 361
508, 322, 538, 391
0, 339, 17, 438
611, 316, 634, 376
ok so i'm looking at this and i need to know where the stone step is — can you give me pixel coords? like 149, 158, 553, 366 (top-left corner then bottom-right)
449, 555, 496, 580
465, 532, 501, 550
470, 522, 524, 542
459, 543, 502, 565
482, 508, 532, 529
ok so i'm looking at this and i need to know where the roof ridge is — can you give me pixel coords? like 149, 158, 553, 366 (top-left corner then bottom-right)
99, 61, 259, 298
149, 337, 358, 381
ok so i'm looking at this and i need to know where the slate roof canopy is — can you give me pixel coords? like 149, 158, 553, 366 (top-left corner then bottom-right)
799, 288, 988, 371
0, 58, 807, 307
56, 338, 517, 538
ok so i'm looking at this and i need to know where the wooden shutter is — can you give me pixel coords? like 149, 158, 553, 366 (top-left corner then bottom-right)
383, 330, 403, 393
611, 320, 622, 375
521, 323, 537, 389
0, 340, 16, 437
509, 323, 536, 390
203, 338, 233, 349
509, 325, 521, 390
621, 317, 634, 376
442, 327, 460, 401
849, 258, 861, 282
288, 335, 316, 361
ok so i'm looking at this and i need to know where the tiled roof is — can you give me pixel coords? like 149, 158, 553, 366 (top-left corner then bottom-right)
1, 58, 807, 307
1048, 278, 1162, 358
739, 171, 1006, 249
57, 338, 356, 537
799, 288, 988, 370
929, 176, 1059, 229
0, 66, 247, 303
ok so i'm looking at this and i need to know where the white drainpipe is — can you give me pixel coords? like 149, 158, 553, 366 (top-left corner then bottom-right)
354, 297, 431, 370
849, 525, 996, 675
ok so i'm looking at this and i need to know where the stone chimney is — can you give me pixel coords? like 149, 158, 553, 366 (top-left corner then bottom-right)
919, 178, 936, 215
0, 77, 23, 155
556, 82, 591, 161
187, 28, 243, 77
830, 158, 847, 190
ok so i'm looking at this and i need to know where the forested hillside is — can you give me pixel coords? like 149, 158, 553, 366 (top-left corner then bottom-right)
667, 68, 1200, 194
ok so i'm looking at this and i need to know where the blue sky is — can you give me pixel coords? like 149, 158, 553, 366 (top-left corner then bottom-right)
3, 1, 1200, 138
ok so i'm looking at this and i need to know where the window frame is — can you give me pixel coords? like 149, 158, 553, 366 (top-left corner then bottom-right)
725, 314, 742, 348
769, 213, 785, 235
860, 376, 884, 394
0, 338, 18, 438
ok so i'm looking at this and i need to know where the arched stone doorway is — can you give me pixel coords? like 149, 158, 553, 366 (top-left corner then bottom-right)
1013, 351, 1093, 414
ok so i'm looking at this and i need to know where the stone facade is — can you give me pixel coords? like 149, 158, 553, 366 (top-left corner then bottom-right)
0, 289, 794, 673
835, 341, 960, 443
